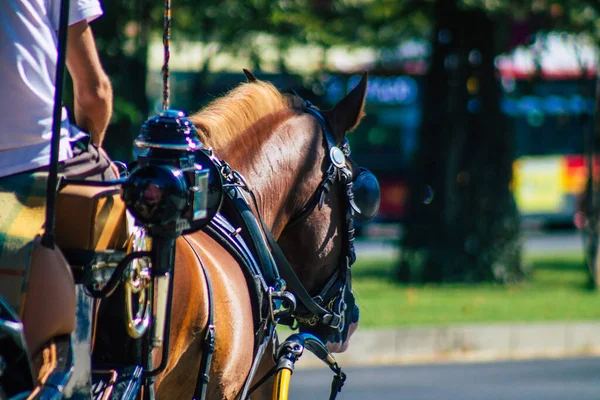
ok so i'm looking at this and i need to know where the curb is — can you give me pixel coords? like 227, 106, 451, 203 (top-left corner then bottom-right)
292, 321, 600, 369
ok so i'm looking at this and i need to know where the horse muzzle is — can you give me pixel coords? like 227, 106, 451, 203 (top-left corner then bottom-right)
325, 303, 359, 353
299, 301, 360, 354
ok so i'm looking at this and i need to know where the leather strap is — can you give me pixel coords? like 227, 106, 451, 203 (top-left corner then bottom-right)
209, 214, 267, 293
204, 219, 266, 336
225, 187, 279, 286
253, 198, 342, 328
185, 236, 216, 400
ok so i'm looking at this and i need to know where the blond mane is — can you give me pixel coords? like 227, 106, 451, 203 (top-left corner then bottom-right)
189, 81, 305, 151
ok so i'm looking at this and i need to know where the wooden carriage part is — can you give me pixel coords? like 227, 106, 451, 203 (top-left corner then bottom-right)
55, 183, 128, 252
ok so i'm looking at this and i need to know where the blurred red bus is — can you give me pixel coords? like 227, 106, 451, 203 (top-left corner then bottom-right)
325, 70, 597, 232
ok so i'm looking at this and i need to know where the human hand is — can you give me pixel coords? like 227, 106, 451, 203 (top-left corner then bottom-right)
98, 146, 120, 179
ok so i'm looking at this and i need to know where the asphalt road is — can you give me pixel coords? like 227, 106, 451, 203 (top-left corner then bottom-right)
289, 357, 600, 400
523, 231, 583, 255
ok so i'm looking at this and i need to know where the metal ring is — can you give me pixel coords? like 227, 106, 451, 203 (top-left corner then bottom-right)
329, 147, 346, 168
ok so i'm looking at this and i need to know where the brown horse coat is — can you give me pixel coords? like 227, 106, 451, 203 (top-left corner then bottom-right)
152, 72, 368, 399
155, 234, 254, 399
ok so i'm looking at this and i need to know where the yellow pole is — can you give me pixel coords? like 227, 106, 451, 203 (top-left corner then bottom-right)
272, 369, 292, 400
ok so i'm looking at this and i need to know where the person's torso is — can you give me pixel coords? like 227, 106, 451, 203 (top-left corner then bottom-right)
0, 0, 102, 177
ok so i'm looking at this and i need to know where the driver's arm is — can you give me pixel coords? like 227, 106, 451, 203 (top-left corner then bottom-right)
65, 19, 112, 147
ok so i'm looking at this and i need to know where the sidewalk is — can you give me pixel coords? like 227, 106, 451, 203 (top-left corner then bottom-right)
294, 321, 600, 369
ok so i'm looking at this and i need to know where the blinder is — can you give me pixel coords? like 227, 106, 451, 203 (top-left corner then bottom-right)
329, 146, 380, 224
349, 167, 380, 224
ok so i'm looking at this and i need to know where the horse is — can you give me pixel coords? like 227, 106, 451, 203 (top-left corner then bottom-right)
95, 70, 370, 400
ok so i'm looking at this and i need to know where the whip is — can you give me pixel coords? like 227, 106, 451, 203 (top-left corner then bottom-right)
42, 0, 71, 249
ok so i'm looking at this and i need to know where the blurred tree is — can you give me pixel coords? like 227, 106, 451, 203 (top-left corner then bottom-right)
398, 0, 600, 283
398, 0, 522, 283
90, 0, 152, 161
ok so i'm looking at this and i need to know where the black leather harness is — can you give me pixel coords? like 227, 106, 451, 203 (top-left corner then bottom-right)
191, 105, 355, 400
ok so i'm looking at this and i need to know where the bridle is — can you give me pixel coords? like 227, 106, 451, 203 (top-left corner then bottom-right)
263, 102, 367, 334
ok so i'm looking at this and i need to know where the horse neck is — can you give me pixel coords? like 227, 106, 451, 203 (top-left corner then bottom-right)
217, 113, 322, 237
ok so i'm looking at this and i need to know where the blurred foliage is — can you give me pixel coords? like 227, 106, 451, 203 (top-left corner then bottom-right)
91, 0, 152, 160
463, 0, 600, 39
93, 0, 600, 126
93, 0, 600, 155
152, 0, 432, 48
90, 0, 600, 281
154, 0, 600, 49
94, 0, 600, 76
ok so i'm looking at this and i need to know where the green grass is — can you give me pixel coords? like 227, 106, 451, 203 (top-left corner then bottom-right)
353, 252, 600, 328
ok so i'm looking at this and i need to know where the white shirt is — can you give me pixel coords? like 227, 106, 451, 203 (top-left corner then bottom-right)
0, 0, 103, 177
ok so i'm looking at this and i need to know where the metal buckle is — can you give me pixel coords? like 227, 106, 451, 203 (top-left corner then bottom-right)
268, 287, 297, 324
323, 294, 346, 331
320, 313, 342, 330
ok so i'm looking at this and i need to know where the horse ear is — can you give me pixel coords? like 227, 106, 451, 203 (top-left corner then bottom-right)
243, 69, 258, 83
322, 72, 367, 142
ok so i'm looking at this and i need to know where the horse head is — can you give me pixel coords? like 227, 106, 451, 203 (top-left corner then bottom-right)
276, 74, 369, 353
190, 71, 374, 353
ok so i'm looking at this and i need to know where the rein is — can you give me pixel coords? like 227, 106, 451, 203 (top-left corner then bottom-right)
161, 0, 171, 110
232, 175, 348, 400
42, 0, 71, 249
258, 201, 346, 328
